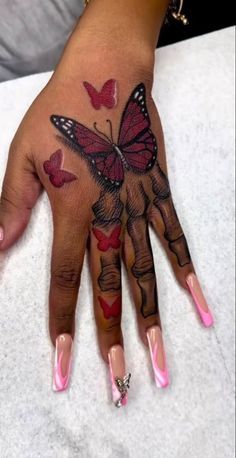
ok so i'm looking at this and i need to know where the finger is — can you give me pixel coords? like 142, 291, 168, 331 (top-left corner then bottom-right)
0, 143, 42, 250
123, 183, 169, 388
149, 163, 214, 327
89, 190, 130, 407
50, 210, 88, 392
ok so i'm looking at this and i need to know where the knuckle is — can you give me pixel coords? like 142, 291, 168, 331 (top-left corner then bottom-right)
100, 320, 121, 335
53, 303, 75, 321
52, 262, 81, 291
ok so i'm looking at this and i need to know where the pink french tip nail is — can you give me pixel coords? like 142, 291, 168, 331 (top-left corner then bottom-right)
53, 333, 73, 392
108, 344, 131, 408
186, 273, 214, 327
147, 325, 169, 388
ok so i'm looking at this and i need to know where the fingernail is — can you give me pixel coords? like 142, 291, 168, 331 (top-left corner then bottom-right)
108, 345, 131, 407
186, 273, 214, 327
53, 333, 73, 392
147, 325, 169, 388
0, 226, 4, 242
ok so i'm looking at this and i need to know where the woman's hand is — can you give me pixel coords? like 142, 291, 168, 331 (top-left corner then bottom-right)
0, 0, 214, 407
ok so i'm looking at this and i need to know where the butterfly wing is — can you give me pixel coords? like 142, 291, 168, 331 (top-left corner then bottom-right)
50, 115, 124, 188
54, 170, 77, 188
83, 81, 101, 109
101, 79, 117, 109
98, 296, 121, 319
43, 149, 62, 175
118, 83, 157, 173
110, 225, 121, 249
92, 227, 109, 251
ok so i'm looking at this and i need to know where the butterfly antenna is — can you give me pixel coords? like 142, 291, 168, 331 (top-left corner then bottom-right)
106, 119, 114, 143
93, 122, 111, 142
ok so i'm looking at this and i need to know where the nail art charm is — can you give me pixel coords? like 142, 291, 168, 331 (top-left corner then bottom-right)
108, 345, 131, 407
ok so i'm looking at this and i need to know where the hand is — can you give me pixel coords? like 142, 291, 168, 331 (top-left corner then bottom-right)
0, 1, 214, 407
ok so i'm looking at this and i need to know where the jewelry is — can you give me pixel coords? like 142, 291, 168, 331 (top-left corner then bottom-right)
168, 0, 189, 25
115, 373, 131, 408
83, 0, 189, 25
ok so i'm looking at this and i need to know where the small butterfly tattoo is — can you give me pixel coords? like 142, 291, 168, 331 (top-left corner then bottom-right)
43, 149, 77, 188
98, 295, 121, 319
92, 225, 121, 252
83, 79, 117, 110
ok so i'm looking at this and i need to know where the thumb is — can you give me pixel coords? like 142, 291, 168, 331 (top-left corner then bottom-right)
0, 143, 42, 250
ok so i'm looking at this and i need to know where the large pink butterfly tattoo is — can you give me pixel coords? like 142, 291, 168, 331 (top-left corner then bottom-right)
50, 83, 157, 190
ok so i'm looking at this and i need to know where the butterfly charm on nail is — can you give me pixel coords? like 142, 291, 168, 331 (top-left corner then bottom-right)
50, 83, 157, 191
83, 79, 117, 110
43, 149, 77, 188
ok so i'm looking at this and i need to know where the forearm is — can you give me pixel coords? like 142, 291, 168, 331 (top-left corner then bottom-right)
53, 0, 169, 82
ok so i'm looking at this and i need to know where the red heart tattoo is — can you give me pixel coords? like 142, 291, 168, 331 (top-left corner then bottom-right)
98, 296, 121, 319
92, 225, 121, 252
83, 79, 117, 110
43, 149, 77, 188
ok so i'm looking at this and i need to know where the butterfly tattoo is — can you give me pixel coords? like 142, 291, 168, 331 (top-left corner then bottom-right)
92, 225, 121, 252
98, 296, 121, 319
43, 149, 77, 188
50, 83, 157, 191
83, 79, 117, 110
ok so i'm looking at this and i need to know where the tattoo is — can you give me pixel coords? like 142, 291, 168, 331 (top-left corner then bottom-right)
98, 295, 121, 319
43, 149, 77, 188
93, 191, 122, 292
92, 225, 121, 252
50, 83, 157, 191
126, 184, 158, 318
92, 191, 123, 227
98, 253, 121, 292
83, 79, 118, 110
150, 164, 191, 267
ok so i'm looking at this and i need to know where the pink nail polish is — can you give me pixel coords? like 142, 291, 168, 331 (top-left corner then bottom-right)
186, 273, 214, 327
53, 334, 73, 392
108, 345, 131, 407
147, 325, 169, 388
0, 226, 4, 241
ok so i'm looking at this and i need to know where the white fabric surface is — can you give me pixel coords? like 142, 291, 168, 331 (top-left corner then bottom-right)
0, 27, 235, 458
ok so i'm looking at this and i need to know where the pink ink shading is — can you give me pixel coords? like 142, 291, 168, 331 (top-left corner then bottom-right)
186, 273, 214, 327
53, 334, 73, 392
83, 79, 117, 110
92, 225, 121, 252
43, 149, 77, 188
147, 326, 169, 388
98, 296, 121, 320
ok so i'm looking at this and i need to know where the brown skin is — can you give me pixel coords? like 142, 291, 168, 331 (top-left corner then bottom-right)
0, 0, 195, 365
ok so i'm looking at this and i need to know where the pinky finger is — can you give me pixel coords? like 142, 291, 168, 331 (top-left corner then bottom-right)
149, 164, 214, 327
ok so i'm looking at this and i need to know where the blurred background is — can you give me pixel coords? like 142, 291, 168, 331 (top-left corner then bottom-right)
0, 0, 235, 82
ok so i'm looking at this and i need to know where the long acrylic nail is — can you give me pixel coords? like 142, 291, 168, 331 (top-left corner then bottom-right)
108, 345, 131, 407
186, 273, 214, 327
53, 334, 73, 392
147, 325, 169, 388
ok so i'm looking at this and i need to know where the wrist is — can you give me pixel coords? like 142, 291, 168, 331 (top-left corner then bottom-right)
52, 33, 155, 89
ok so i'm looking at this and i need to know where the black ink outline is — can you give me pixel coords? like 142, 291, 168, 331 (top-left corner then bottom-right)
150, 164, 191, 267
